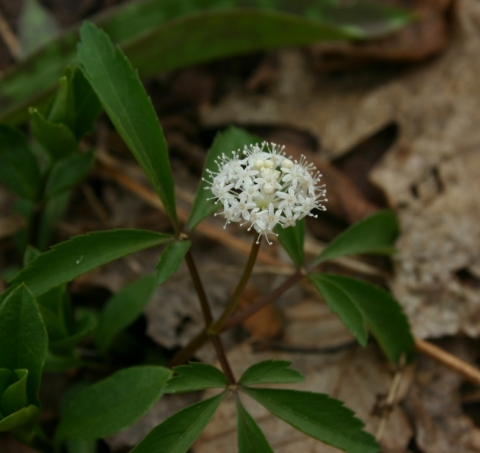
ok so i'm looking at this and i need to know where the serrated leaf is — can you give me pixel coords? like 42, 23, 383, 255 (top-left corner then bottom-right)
78, 22, 178, 228
131, 391, 227, 453
187, 127, 260, 231
0, 405, 39, 432
155, 240, 191, 285
44, 150, 95, 198
275, 218, 305, 267
94, 275, 158, 354
163, 363, 228, 394
0, 124, 41, 200
308, 273, 367, 346
29, 108, 77, 161
10, 229, 173, 297
317, 274, 414, 363
0, 285, 48, 406
310, 210, 399, 267
239, 360, 304, 386
236, 397, 274, 453
55, 366, 171, 442
243, 388, 379, 453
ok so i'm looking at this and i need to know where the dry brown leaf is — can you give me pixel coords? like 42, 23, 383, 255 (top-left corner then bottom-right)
238, 286, 284, 340
201, 0, 480, 339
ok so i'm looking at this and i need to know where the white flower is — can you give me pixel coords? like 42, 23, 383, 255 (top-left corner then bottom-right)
206, 142, 327, 243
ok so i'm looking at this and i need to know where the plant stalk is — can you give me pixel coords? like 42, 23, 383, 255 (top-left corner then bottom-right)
184, 249, 236, 383
209, 236, 261, 334
172, 267, 304, 365
223, 269, 303, 330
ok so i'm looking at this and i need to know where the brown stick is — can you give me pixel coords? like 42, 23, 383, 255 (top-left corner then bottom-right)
415, 338, 480, 386
0, 11, 20, 60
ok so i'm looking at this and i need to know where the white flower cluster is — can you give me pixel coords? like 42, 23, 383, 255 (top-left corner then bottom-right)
206, 142, 327, 243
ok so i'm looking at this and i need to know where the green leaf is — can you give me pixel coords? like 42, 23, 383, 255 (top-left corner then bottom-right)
10, 229, 173, 297
55, 366, 172, 442
316, 274, 414, 363
0, 124, 41, 200
236, 397, 274, 453
0, 405, 39, 432
29, 107, 77, 161
0, 287, 16, 309
0, 369, 14, 396
44, 150, 95, 198
50, 310, 97, 355
275, 218, 305, 267
36, 190, 71, 250
131, 391, 227, 453
0, 285, 48, 406
0, 0, 414, 125
163, 363, 228, 394
155, 240, 191, 285
243, 388, 379, 453
66, 439, 97, 453
23, 246, 41, 265
47, 71, 75, 128
71, 68, 102, 140
0, 369, 29, 416
65, 439, 97, 453
187, 126, 260, 231
37, 284, 74, 341
308, 273, 367, 346
94, 275, 158, 354
310, 210, 399, 267
44, 352, 83, 373
121, 5, 411, 77
78, 22, 178, 228
239, 360, 304, 386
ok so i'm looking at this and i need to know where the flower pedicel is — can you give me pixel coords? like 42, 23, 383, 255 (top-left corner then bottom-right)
206, 142, 327, 243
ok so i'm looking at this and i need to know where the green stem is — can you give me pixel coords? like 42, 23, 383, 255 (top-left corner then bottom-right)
209, 236, 261, 334
184, 249, 236, 384
171, 267, 304, 365
223, 269, 303, 330
169, 330, 209, 367
184, 250, 214, 325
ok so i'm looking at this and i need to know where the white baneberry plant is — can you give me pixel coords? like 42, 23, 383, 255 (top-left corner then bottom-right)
206, 142, 327, 243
